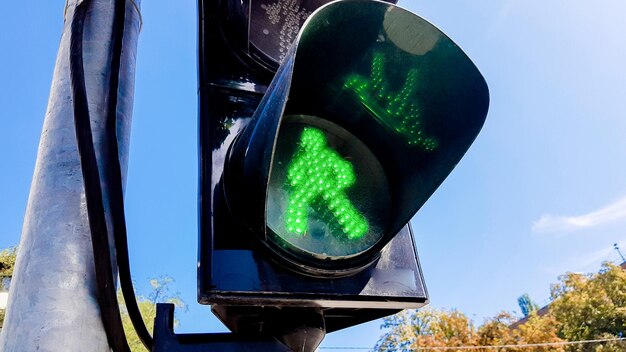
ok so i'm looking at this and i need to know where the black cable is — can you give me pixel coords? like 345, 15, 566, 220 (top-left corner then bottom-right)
69, 1, 131, 351
72, 0, 153, 350
104, 0, 155, 349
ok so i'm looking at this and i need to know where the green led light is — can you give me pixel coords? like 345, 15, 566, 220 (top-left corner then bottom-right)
343, 52, 438, 151
285, 128, 368, 240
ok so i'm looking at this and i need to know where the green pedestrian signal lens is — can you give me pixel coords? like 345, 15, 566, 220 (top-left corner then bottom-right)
267, 115, 391, 260
285, 127, 369, 240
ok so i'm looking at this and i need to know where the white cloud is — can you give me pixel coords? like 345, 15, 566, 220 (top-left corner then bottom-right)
539, 245, 616, 277
532, 196, 626, 234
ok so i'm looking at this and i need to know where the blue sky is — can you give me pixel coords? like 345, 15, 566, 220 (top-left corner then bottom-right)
2, 0, 626, 349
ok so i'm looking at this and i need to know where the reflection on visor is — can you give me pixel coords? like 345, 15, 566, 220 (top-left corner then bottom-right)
343, 52, 438, 150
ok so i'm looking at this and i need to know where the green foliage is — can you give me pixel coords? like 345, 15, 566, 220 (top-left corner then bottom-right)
0, 246, 17, 329
0, 246, 17, 290
119, 276, 186, 352
376, 308, 564, 352
549, 263, 626, 352
375, 307, 475, 351
376, 262, 626, 351
475, 311, 518, 348
513, 312, 564, 352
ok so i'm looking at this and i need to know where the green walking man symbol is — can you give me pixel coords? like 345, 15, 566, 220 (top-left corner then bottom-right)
285, 127, 369, 240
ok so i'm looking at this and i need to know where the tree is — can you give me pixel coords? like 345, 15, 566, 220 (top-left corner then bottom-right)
549, 263, 626, 352
118, 276, 186, 352
375, 307, 475, 351
0, 246, 17, 329
0, 243, 184, 348
374, 263, 626, 351
475, 311, 518, 348
376, 308, 565, 352
518, 293, 540, 317
473, 310, 564, 352
0, 246, 17, 291
513, 312, 564, 352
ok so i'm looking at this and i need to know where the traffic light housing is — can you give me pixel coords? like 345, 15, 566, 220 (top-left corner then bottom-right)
198, 0, 488, 334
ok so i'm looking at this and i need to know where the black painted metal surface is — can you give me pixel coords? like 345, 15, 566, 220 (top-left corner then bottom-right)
152, 304, 290, 352
197, 0, 451, 335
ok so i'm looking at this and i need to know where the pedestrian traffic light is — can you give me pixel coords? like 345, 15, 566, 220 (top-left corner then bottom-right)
198, 0, 488, 338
